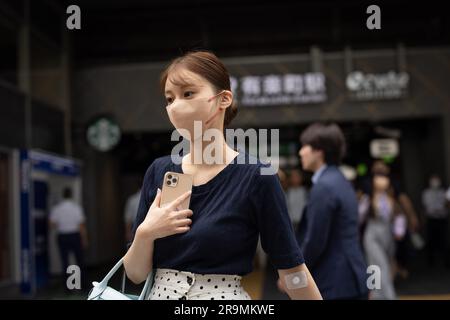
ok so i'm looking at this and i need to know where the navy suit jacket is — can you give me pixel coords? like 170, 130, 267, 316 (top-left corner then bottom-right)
297, 165, 368, 299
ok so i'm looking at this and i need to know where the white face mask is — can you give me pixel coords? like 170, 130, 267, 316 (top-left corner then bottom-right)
374, 175, 390, 191
166, 91, 224, 141
430, 178, 441, 189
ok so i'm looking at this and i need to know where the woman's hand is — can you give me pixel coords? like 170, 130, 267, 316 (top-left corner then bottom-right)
136, 188, 193, 241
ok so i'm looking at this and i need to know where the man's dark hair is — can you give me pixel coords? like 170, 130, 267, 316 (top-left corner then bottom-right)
300, 122, 346, 165
63, 187, 72, 199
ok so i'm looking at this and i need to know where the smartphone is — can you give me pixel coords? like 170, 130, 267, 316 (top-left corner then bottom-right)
160, 171, 193, 210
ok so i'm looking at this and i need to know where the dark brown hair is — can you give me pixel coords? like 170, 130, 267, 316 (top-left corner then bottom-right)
160, 51, 238, 127
63, 187, 72, 199
300, 122, 346, 165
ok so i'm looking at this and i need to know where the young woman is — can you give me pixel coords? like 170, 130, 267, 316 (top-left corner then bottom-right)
361, 172, 406, 300
123, 51, 322, 300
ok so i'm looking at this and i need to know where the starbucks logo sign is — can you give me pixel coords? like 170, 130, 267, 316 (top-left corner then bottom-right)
86, 117, 121, 152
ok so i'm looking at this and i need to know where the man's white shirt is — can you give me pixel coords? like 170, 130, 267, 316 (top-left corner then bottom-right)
50, 200, 85, 234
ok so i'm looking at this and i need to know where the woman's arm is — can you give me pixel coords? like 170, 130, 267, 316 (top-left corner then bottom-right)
398, 193, 419, 232
123, 226, 156, 284
123, 189, 193, 284
358, 193, 370, 225
277, 264, 322, 300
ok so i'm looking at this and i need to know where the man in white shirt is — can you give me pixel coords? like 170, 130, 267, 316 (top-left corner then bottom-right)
49, 187, 88, 289
422, 174, 449, 267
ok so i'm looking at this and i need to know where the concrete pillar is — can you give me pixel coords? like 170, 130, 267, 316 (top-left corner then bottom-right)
18, 0, 31, 149
61, 21, 72, 156
443, 111, 450, 186
310, 46, 323, 72
344, 46, 353, 75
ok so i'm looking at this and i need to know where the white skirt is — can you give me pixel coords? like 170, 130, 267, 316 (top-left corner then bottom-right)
148, 268, 252, 300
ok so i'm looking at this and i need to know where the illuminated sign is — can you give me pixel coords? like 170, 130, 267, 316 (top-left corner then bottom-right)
231, 73, 327, 107
346, 70, 409, 100
370, 139, 399, 158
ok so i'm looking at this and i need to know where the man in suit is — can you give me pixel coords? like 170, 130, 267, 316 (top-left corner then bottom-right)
295, 123, 368, 299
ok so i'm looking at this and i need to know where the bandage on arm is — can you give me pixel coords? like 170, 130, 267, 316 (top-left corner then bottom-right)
284, 271, 308, 290
277, 265, 322, 300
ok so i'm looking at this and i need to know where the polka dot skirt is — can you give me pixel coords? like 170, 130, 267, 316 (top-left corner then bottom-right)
148, 268, 251, 300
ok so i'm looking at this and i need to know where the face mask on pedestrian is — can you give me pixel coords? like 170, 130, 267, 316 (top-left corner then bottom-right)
166, 91, 225, 141
430, 177, 441, 189
373, 175, 390, 192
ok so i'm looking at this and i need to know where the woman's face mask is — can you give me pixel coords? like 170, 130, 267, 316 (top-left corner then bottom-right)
166, 91, 224, 141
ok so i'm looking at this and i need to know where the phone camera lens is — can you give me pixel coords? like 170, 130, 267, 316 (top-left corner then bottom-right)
172, 178, 177, 183
167, 174, 172, 179
166, 180, 171, 186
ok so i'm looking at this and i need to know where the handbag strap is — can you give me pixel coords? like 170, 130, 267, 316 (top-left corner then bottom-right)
97, 257, 154, 300
138, 271, 154, 300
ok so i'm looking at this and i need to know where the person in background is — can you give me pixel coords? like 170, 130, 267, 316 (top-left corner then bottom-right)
293, 122, 368, 300
361, 173, 406, 300
362, 160, 419, 280
287, 169, 308, 229
422, 174, 450, 268
49, 187, 88, 290
345, 167, 370, 249
357, 188, 371, 249
124, 182, 141, 243
277, 169, 289, 193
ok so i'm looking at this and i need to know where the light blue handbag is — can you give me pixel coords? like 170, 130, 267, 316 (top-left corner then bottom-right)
87, 257, 154, 300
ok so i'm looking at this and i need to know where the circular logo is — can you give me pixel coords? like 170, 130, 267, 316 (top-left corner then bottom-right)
86, 117, 121, 152
346, 71, 364, 91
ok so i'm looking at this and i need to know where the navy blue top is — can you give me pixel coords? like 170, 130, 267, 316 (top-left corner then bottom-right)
130, 151, 304, 276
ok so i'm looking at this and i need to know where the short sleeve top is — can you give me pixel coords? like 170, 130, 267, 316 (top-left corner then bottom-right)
130, 151, 304, 276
